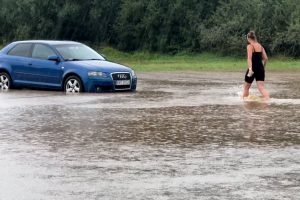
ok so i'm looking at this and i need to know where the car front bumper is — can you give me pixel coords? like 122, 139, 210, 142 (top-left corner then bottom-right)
85, 76, 137, 93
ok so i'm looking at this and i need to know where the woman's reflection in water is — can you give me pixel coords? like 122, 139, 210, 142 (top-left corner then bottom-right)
243, 101, 269, 143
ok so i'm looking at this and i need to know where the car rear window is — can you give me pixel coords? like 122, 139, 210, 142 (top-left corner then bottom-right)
8, 43, 32, 57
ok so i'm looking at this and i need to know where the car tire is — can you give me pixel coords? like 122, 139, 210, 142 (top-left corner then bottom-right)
64, 76, 83, 93
0, 72, 12, 91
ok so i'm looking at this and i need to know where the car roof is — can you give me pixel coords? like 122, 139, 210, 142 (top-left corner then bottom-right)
12, 40, 82, 46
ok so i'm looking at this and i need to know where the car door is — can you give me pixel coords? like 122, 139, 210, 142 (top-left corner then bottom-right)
7, 43, 34, 83
30, 44, 63, 87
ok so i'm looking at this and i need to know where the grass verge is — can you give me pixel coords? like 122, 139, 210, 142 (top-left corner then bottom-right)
98, 47, 300, 72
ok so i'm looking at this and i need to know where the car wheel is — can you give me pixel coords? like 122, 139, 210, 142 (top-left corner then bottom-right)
64, 76, 83, 93
0, 72, 12, 91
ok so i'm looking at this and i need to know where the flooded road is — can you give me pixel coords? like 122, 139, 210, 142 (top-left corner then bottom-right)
0, 71, 300, 200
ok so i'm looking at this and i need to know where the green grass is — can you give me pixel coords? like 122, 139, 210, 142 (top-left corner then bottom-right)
98, 47, 300, 72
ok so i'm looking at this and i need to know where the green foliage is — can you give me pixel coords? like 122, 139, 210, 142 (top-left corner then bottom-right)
201, 0, 300, 56
0, 0, 299, 57
115, 0, 218, 53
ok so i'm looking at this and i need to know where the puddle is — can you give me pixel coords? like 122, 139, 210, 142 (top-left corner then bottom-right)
0, 71, 299, 200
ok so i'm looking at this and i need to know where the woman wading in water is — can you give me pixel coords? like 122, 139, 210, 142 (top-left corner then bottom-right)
243, 31, 269, 100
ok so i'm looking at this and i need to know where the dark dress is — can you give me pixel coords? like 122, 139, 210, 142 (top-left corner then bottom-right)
245, 45, 265, 83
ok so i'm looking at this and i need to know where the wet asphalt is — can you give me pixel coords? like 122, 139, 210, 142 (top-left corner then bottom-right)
0, 71, 300, 200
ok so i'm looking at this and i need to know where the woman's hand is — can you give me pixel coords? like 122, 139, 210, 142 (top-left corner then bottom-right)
247, 68, 254, 77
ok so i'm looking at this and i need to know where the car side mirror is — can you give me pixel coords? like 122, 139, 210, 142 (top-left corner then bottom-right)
48, 55, 60, 62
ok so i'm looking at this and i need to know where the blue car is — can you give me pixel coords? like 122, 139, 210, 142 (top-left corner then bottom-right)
0, 40, 137, 93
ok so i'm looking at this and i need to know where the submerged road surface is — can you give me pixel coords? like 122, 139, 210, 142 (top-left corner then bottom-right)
0, 72, 300, 200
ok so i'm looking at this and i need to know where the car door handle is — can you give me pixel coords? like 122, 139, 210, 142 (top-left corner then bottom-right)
28, 63, 33, 66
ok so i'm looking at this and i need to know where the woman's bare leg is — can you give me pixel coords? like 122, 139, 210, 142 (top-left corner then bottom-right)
256, 81, 269, 100
243, 82, 251, 98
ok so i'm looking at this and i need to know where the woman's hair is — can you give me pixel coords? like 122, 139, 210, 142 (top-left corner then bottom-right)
247, 31, 257, 41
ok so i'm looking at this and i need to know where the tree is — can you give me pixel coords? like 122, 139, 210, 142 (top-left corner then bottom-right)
0, 0, 299, 57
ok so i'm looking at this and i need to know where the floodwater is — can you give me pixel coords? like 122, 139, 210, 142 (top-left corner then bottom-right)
0, 71, 300, 200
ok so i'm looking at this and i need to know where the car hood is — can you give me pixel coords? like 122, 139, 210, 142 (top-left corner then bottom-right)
67, 60, 132, 73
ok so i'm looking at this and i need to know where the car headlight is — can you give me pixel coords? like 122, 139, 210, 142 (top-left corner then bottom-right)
131, 70, 136, 77
88, 71, 107, 77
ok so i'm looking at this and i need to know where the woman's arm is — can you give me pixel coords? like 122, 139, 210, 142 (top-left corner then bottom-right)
262, 47, 268, 68
247, 45, 253, 71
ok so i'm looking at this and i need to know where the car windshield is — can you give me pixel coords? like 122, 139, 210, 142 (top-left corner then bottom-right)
54, 44, 105, 61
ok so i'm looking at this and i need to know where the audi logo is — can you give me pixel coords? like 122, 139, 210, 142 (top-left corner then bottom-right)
117, 74, 127, 79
